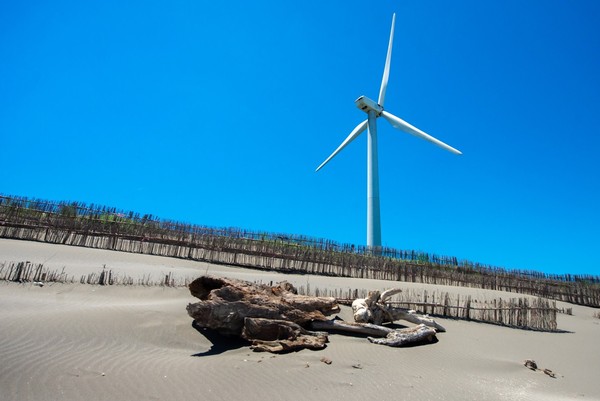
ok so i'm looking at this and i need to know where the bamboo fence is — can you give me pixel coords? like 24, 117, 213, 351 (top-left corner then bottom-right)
1, 194, 599, 308
0, 261, 191, 287
388, 288, 558, 331
1, 260, 560, 332
294, 285, 560, 332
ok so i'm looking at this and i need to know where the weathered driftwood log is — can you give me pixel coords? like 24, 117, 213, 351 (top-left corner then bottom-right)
242, 318, 329, 353
187, 276, 442, 352
186, 276, 339, 337
352, 289, 446, 332
367, 324, 437, 346
311, 318, 397, 336
310, 320, 438, 347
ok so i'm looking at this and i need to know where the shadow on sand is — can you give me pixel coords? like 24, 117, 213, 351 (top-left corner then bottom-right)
191, 321, 249, 357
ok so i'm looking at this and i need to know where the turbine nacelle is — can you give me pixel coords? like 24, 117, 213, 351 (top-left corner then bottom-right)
355, 96, 383, 116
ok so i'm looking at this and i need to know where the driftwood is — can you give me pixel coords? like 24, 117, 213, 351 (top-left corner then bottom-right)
187, 276, 442, 353
311, 318, 399, 337
242, 318, 329, 352
523, 359, 558, 378
186, 276, 338, 351
186, 276, 339, 336
367, 324, 437, 346
310, 320, 437, 346
352, 289, 446, 332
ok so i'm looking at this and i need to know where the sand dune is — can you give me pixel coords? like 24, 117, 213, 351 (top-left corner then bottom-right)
1, 238, 599, 400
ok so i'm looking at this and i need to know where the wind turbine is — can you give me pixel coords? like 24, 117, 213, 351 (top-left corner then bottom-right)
315, 13, 462, 252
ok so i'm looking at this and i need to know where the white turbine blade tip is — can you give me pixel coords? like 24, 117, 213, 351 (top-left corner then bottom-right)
315, 120, 368, 172
378, 13, 396, 107
382, 111, 462, 155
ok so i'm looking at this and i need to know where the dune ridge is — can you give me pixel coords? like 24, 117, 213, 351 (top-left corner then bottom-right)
1, 238, 599, 400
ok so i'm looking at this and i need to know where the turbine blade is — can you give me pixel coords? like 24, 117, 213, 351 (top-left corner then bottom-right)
316, 120, 368, 171
377, 13, 396, 107
381, 110, 462, 155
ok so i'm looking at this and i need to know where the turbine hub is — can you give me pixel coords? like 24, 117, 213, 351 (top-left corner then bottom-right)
355, 96, 383, 116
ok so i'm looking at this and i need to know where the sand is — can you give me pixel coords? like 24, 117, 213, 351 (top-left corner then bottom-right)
1, 238, 599, 401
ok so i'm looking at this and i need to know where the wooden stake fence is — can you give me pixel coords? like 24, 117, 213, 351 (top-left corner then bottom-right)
1, 258, 561, 332
0, 261, 190, 287
1, 194, 599, 308
295, 285, 559, 332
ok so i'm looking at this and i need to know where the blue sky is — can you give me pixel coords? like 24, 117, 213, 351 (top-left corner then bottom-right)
1, 1, 599, 275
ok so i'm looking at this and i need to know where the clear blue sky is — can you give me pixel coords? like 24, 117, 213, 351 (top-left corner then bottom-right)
2, 1, 599, 276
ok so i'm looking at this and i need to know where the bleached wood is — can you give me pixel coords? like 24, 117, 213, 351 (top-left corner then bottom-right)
368, 324, 437, 347
311, 319, 395, 337
351, 288, 446, 332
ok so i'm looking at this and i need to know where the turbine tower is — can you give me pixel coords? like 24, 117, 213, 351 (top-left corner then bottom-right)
315, 13, 462, 252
